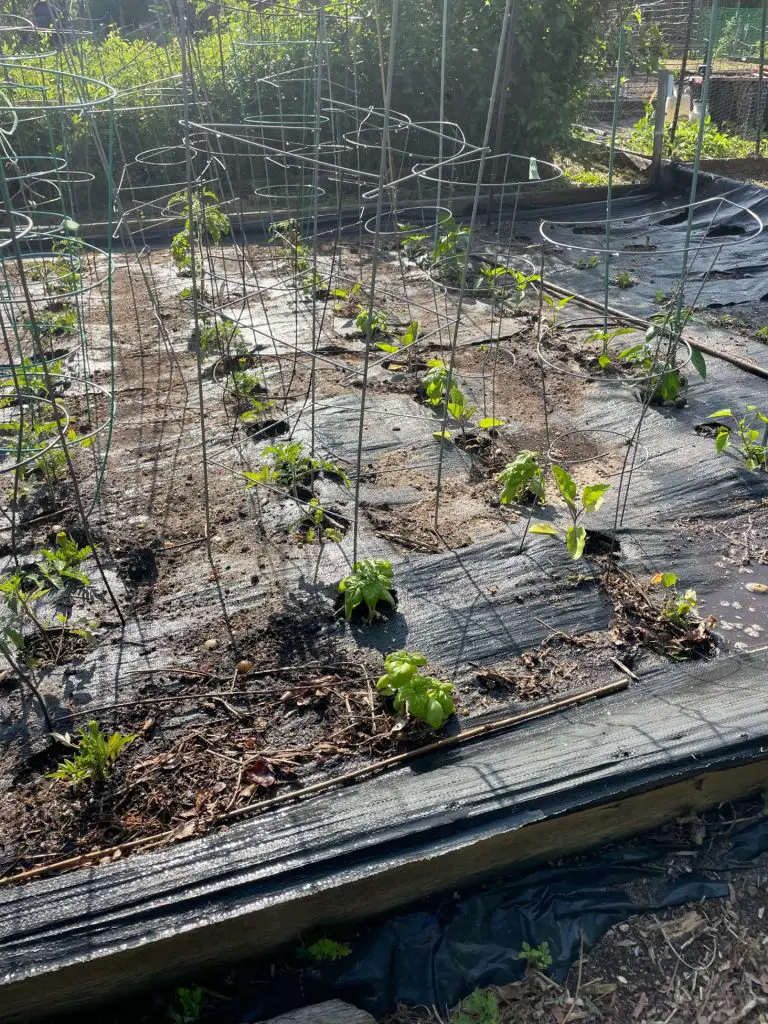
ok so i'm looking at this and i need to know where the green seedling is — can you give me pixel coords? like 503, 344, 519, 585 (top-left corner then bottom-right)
376, 318, 420, 357
655, 289, 669, 305
47, 720, 136, 785
31, 306, 78, 337
0, 569, 51, 655
530, 464, 611, 560
39, 531, 92, 589
446, 383, 477, 435
476, 264, 540, 308
168, 986, 205, 1024
614, 270, 636, 289
585, 325, 636, 369
576, 253, 600, 269
710, 406, 768, 471
301, 271, 330, 299
498, 451, 545, 504
243, 440, 349, 492
338, 558, 396, 622
618, 323, 694, 405
516, 940, 553, 972
230, 368, 264, 398
756, 326, 768, 344
354, 306, 388, 338
304, 939, 352, 962
333, 281, 363, 317
238, 397, 275, 425
422, 358, 450, 406
195, 318, 241, 356
453, 988, 501, 1024
377, 649, 455, 730
542, 292, 574, 333
294, 498, 344, 545
650, 572, 700, 626
268, 217, 310, 273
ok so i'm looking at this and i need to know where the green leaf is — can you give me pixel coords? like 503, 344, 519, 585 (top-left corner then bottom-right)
597, 352, 611, 369
581, 483, 611, 513
433, 430, 452, 440
530, 523, 559, 536
690, 348, 707, 380
375, 342, 400, 353
478, 417, 504, 429
710, 409, 732, 418
715, 430, 730, 454
551, 464, 577, 512
565, 525, 587, 560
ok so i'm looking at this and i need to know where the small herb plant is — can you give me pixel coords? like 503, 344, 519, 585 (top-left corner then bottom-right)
239, 397, 275, 425
453, 988, 501, 1024
230, 368, 264, 398
542, 292, 574, 334
516, 940, 553, 972
39, 531, 92, 589
423, 359, 450, 406
195, 318, 242, 357
244, 440, 349, 493
168, 986, 205, 1024
31, 306, 78, 337
650, 572, 699, 626
710, 406, 768, 471
614, 270, 636, 289
268, 218, 309, 274
530, 465, 611, 559
576, 253, 600, 269
294, 498, 344, 545
375, 318, 420, 358
304, 938, 352, 962
338, 558, 396, 622
756, 326, 768, 344
377, 649, 455, 729
475, 264, 539, 309
47, 720, 136, 785
498, 451, 545, 504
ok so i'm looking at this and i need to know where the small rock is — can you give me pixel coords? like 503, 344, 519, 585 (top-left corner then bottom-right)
236, 659, 254, 675
203, 639, 218, 650
746, 583, 768, 594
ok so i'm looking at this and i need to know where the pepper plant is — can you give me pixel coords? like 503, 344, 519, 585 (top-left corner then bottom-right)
498, 451, 545, 504
530, 465, 610, 559
710, 405, 768, 471
243, 440, 349, 493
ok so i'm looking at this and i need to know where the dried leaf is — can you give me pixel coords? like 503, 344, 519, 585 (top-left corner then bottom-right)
746, 583, 768, 594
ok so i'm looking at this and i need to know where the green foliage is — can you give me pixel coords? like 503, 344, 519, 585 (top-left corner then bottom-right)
650, 572, 699, 626
585, 325, 636, 370
530, 465, 611, 560
516, 940, 554, 972
338, 559, 396, 622
423, 359, 450, 406
542, 292, 574, 333
269, 218, 310, 273
710, 406, 768, 471
243, 440, 350, 492
614, 270, 636, 289
376, 319, 420, 357
498, 451, 545, 504
169, 189, 230, 274
31, 306, 78, 337
453, 988, 501, 1024
230, 369, 265, 398
294, 498, 344, 545
305, 939, 352, 962
628, 104, 754, 161
377, 650, 455, 730
238, 398, 275, 425
39, 532, 92, 589
475, 265, 540, 308
47, 720, 136, 785
576, 253, 600, 269
355, 307, 389, 338
168, 987, 205, 1024
446, 383, 477, 434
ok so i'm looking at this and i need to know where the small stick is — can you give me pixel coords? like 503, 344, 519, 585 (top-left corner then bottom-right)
610, 657, 640, 682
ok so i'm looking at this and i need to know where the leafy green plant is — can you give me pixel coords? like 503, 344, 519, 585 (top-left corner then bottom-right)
230, 368, 264, 398
301, 271, 330, 299
243, 440, 349, 492
168, 986, 205, 1024
355, 307, 388, 338
338, 558, 396, 622
628, 103, 754, 161
423, 359, 450, 406
584, 325, 636, 369
195, 318, 241, 357
576, 253, 600, 269
294, 498, 344, 545
47, 720, 136, 785
31, 306, 78, 337
238, 397, 275, 425
431, 214, 471, 276
375, 319, 420, 358
333, 281, 363, 317
542, 292, 574, 334
475, 264, 540, 308
650, 572, 699, 626
39, 531, 92, 589
530, 465, 611, 559
377, 649, 455, 729
710, 406, 768, 471
304, 938, 352, 962
757, 326, 768, 344
613, 270, 636, 289
169, 188, 230, 275
498, 451, 546, 504
446, 382, 477, 435
617, 322, 694, 405
516, 940, 553, 972
0, 569, 51, 656
453, 987, 501, 1024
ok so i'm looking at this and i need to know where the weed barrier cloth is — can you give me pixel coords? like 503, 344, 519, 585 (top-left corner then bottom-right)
207, 823, 768, 1022
3, 171, 768, 1020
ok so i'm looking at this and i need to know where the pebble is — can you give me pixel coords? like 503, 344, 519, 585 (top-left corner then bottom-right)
746, 583, 768, 594
236, 659, 254, 675
203, 639, 218, 650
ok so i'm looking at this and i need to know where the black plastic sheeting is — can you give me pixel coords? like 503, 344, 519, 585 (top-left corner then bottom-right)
206, 821, 768, 1022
